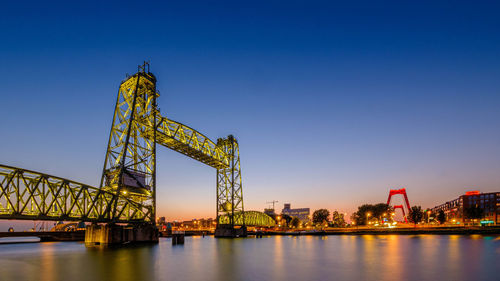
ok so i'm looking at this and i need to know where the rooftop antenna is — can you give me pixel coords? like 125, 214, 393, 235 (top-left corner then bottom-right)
138, 61, 151, 73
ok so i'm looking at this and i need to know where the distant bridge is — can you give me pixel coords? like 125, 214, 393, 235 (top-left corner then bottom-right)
220, 211, 276, 227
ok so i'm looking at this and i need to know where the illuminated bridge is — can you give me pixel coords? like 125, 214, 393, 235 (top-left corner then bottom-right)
220, 211, 276, 227
0, 63, 250, 241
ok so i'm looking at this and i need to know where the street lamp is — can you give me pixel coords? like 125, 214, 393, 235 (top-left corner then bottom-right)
366, 212, 371, 225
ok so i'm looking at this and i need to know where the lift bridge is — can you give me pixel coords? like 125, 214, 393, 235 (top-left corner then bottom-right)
0, 63, 270, 241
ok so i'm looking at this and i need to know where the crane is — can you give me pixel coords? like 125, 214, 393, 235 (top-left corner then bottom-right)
266, 200, 279, 210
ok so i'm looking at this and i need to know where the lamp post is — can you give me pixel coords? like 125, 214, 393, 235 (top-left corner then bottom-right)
366, 212, 371, 226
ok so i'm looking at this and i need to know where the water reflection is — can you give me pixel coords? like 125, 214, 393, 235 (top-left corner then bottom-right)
0, 235, 498, 281
40, 243, 55, 281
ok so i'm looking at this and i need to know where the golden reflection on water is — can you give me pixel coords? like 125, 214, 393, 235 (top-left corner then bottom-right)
271, 235, 285, 280
446, 235, 464, 280
40, 242, 55, 281
84, 243, 158, 281
381, 235, 403, 281
419, 235, 439, 273
359, 235, 378, 280
0, 235, 499, 281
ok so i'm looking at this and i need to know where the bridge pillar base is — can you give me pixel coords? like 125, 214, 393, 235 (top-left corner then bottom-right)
214, 225, 247, 238
85, 223, 158, 247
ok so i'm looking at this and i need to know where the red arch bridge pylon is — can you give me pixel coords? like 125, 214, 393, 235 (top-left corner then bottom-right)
387, 188, 411, 223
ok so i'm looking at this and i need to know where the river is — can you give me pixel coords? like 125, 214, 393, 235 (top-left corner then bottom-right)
0, 235, 499, 281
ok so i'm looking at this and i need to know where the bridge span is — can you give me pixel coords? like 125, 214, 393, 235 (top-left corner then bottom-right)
0, 63, 249, 244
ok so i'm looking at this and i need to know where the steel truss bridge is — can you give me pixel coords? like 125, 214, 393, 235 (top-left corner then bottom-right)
220, 211, 275, 227
0, 63, 272, 229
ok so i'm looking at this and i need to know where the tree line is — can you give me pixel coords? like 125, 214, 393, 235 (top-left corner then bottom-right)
351, 203, 486, 226
271, 203, 487, 228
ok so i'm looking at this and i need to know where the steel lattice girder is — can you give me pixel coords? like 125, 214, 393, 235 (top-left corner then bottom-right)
100, 71, 158, 221
216, 135, 245, 227
219, 211, 275, 227
144, 117, 230, 169
0, 165, 152, 222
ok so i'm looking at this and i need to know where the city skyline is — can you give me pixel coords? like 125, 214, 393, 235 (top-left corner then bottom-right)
1, 1, 500, 222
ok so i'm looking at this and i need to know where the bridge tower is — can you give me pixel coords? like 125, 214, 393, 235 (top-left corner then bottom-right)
100, 63, 157, 222
215, 135, 246, 237
98, 62, 246, 237
387, 188, 411, 223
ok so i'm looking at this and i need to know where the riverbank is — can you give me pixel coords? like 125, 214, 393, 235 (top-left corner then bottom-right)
2, 226, 498, 244
159, 226, 500, 237
256, 226, 500, 236
0, 230, 84, 242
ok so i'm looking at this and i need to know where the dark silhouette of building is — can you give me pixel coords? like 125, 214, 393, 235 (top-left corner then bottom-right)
264, 208, 276, 216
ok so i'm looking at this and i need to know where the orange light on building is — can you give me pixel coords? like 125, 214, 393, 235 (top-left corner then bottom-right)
465, 191, 480, 196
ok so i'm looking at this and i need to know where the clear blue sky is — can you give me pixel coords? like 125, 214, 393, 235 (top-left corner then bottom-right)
1, 0, 500, 223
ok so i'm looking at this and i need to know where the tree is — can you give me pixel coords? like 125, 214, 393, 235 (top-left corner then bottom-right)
352, 203, 392, 225
331, 211, 346, 227
408, 206, 424, 226
464, 204, 484, 225
290, 217, 300, 228
312, 209, 330, 225
352, 204, 372, 225
437, 210, 446, 224
281, 214, 292, 227
373, 203, 391, 218
423, 209, 434, 223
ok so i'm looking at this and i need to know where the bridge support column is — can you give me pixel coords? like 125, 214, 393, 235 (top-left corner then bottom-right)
215, 225, 247, 238
85, 223, 158, 247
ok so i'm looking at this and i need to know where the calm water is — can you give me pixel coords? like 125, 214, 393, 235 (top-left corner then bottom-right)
0, 235, 499, 281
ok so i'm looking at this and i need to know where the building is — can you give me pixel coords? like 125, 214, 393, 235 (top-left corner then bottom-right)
157, 217, 166, 225
264, 208, 276, 216
281, 203, 310, 222
169, 218, 216, 230
431, 191, 500, 225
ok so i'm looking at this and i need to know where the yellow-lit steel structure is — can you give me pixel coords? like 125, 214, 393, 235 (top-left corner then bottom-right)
0, 63, 245, 231
0, 164, 151, 222
219, 211, 274, 227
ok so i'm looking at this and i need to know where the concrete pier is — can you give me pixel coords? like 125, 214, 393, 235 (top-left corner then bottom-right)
85, 223, 158, 247
172, 231, 185, 245
214, 225, 247, 238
